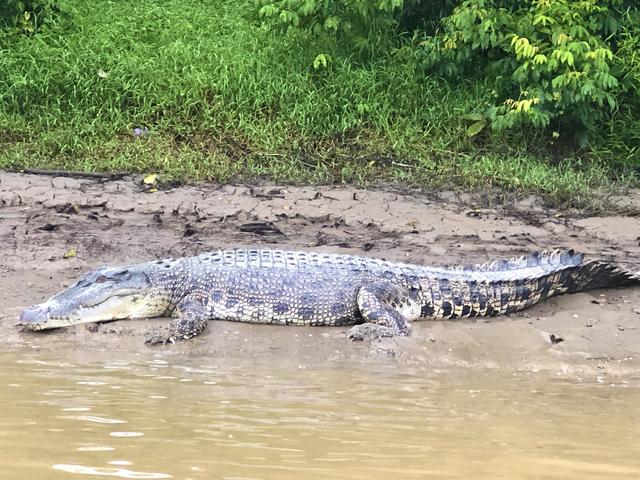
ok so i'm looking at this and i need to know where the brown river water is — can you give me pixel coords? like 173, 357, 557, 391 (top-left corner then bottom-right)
1, 350, 639, 480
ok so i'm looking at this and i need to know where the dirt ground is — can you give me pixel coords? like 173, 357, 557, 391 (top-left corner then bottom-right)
1, 172, 640, 379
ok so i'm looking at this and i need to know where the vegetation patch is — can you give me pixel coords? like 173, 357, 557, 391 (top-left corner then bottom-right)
0, 0, 638, 206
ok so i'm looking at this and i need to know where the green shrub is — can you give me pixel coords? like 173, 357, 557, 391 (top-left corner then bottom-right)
398, 0, 458, 34
254, 0, 460, 45
254, 0, 639, 141
254, 0, 408, 62
1, 0, 64, 33
423, 0, 636, 138
255, 0, 403, 36
594, 6, 640, 158
614, 8, 640, 102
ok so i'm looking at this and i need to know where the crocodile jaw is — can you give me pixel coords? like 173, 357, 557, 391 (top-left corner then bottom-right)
19, 293, 161, 330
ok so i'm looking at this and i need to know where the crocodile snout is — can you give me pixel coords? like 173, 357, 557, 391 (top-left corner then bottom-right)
19, 305, 50, 329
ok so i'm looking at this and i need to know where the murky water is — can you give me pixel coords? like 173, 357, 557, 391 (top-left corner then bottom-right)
0, 350, 639, 480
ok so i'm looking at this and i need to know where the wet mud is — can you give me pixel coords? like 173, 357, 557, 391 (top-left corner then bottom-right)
1, 172, 639, 379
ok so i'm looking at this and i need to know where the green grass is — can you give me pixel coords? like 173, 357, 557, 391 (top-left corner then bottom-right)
0, 0, 637, 207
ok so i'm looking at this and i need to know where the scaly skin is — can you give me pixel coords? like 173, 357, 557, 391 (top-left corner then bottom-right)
19, 248, 640, 344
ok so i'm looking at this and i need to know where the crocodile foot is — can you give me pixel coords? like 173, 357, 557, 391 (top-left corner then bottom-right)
143, 327, 177, 346
347, 323, 398, 341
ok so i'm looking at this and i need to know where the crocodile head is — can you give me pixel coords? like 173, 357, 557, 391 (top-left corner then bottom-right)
19, 266, 168, 330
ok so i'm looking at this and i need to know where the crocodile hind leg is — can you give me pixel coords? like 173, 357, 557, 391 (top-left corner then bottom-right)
144, 297, 209, 345
347, 282, 421, 341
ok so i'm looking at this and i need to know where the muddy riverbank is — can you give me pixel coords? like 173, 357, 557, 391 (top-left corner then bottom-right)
1, 172, 639, 380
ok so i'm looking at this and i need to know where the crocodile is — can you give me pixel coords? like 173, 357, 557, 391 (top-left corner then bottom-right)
18, 248, 640, 344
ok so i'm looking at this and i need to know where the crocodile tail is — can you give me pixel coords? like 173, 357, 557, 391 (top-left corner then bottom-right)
428, 253, 639, 320
562, 260, 640, 293
488, 258, 640, 316
458, 249, 639, 286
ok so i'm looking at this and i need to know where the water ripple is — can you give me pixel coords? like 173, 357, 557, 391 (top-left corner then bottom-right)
76, 415, 127, 424
53, 464, 171, 479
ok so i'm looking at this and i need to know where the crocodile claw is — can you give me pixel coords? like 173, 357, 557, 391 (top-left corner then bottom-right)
143, 328, 176, 346
347, 323, 396, 341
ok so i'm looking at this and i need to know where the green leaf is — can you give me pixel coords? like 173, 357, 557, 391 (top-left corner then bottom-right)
466, 119, 487, 137
564, 51, 574, 66
324, 16, 339, 31
485, 106, 500, 120
461, 113, 484, 122
313, 53, 329, 69
143, 173, 158, 185
258, 5, 276, 17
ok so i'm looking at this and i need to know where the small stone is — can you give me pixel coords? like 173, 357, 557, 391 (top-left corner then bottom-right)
549, 334, 564, 344
133, 127, 150, 138
85, 323, 100, 333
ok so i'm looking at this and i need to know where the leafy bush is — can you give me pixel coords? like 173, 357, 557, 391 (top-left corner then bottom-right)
255, 0, 403, 35
255, 0, 639, 141
1, 0, 64, 33
254, 0, 408, 60
254, 0, 462, 43
595, 6, 640, 157
423, 0, 636, 137
398, 0, 457, 34
614, 8, 640, 101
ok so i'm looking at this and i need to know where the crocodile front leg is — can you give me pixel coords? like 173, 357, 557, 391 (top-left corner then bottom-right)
348, 282, 421, 341
144, 297, 209, 345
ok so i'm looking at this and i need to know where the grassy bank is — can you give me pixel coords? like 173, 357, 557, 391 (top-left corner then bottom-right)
0, 0, 637, 204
